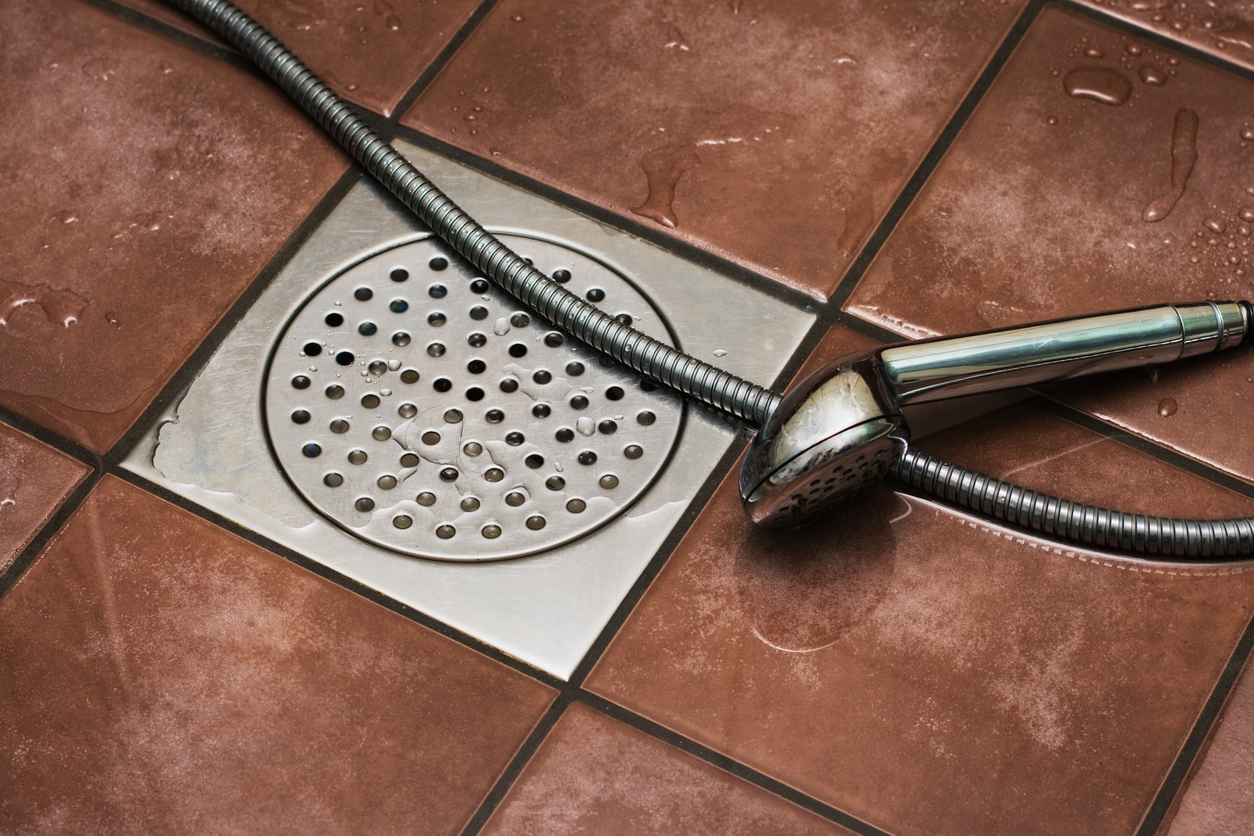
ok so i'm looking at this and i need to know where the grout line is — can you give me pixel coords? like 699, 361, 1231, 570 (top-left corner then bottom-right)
99, 167, 363, 470
0, 407, 102, 472
0, 470, 102, 600
1135, 608, 1254, 836
577, 693, 894, 836
388, 0, 505, 123
108, 468, 567, 690
457, 694, 573, 836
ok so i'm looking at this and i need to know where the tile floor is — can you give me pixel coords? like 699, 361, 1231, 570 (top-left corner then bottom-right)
5, 1, 1254, 833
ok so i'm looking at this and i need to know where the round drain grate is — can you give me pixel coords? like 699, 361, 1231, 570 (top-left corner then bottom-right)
264, 235, 683, 561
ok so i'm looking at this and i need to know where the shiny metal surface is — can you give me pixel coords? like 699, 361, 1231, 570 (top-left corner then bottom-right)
121, 139, 813, 678
741, 302, 1250, 526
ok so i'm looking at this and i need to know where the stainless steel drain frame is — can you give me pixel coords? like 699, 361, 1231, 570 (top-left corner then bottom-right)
122, 139, 813, 678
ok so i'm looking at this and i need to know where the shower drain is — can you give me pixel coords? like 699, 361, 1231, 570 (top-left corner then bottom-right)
264, 235, 683, 561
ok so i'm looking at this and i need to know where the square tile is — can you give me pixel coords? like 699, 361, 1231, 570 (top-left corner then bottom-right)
0, 476, 556, 836
585, 323, 1254, 836
482, 703, 855, 836
120, 139, 813, 679
114, 0, 484, 116
0, 425, 90, 573
402, 0, 1028, 298
1078, 0, 1254, 76
844, 5, 1254, 484
0, 0, 348, 453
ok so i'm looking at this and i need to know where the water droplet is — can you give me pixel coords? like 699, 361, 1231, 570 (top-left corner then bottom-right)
1126, 43, 1144, 56
81, 57, 118, 82
493, 317, 510, 336
1206, 217, 1228, 234
576, 417, 595, 437
511, 13, 524, 22
1047, 116, 1059, 125
713, 349, 728, 357
0, 281, 89, 328
1158, 397, 1178, 417
1138, 64, 1167, 85
1241, 127, 1254, 142
1084, 47, 1105, 58
1143, 109, 1199, 223
1063, 67, 1132, 105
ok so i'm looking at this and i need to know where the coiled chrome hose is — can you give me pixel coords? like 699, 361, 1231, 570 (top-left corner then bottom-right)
167, 0, 1254, 559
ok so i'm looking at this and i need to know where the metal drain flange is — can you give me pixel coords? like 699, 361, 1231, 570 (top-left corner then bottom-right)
264, 235, 683, 561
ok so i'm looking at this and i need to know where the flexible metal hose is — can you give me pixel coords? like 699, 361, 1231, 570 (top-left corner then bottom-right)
168, 0, 780, 426
166, 0, 1254, 559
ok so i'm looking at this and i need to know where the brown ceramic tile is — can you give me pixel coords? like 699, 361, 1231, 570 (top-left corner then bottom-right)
844, 5, 1254, 484
0, 476, 556, 835
586, 324, 1254, 836
402, 0, 1027, 298
1162, 660, 1254, 836
1078, 0, 1254, 77
0, 425, 90, 574
0, 0, 347, 453
114, 0, 484, 116
482, 703, 854, 836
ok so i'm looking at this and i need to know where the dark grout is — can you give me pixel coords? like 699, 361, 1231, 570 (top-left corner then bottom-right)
389, 0, 505, 122
0, 407, 102, 472
0, 470, 102, 600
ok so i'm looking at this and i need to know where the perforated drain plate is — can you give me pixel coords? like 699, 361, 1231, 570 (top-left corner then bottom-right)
264, 235, 683, 561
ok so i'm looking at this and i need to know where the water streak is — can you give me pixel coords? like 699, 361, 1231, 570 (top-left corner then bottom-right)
1143, 109, 1199, 223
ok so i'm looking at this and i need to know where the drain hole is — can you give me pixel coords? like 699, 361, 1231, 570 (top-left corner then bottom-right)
354, 287, 373, 301
468, 333, 487, 348
362, 394, 381, 408
433, 378, 452, 392
486, 409, 504, 424
303, 342, 322, 356
526, 515, 546, 531
330, 419, 349, 434
543, 332, 564, 348
615, 313, 632, 326
511, 313, 530, 328
566, 498, 585, 513
348, 450, 367, 465
556, 428, 574, 443
599, 474, 619, 489
445, 409, 463, 423
336, 350, 355, 366
505, 432, 525, 446
392, 331, 411, 346
606, 386, 624, 401
292, 375, 311, 389
464, 441, 483, 456
417, 492, 436, 506
401, 369, 419, 384
484, 468, 504, 482
372, 426, 392, 441
587, 288, 605, 302
624, 445, 643, 459
378, 474, 397, 490
401, 453, 419, 467
302, 443, 321, 458
500, 378, 519, 393
566, 362, 585, 376
461, 496, 481, 512
429, 256, 449, 271
398, 403, 417, 419
466, 387, 485, 401
532, 403, 551, 418
436, 524, 456, 539
428, 313, 447, 327
506, 492, 525, 507
526, 454, 545, 469
470, 305, 489, 321
326, 384, 345, 399
393, 514, 412, 529
637, 411, 656, 426
470, 279, 489, 293
482, 524, 502, 539
440, 467, 459, 482
324, 312, 344, 327
368, 360, 387, 376
390, 299, 408, 313
546, 475, 565, 491
598, 419, 617, 434
355, 497, 375, 512
553, 269, 571, 283
428, 342, 446, 357
430, 285, 448, 300
390, 268, 409, 282
571, 395, 588, 410
422, 431, 441, 445
508, 343, 527, 358
292, 409, 311, 424
323, 472, 343, 487
467, 359, 486, 374
359, 321, 377, 336
578, 450, 597, 465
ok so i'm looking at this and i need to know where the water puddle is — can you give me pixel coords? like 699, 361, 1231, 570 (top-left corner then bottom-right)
1063, 66, 1132, 105
1142, 109, 1198, 223
0, 280, 88, 328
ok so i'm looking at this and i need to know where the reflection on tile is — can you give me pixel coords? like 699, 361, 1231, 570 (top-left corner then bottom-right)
404, 0, 1027, 298
586, 323, 1254, 836
114, 0, 482, 116
483, 703, 854, 836
0, 0, 347, 453
1079, 0, 1254, 76
0, 425, 89, 573
0, 476, 556, 835
1164, 661, 1254, 835
844, 6, 1254, 482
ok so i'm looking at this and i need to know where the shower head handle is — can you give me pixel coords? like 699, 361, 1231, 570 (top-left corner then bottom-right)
741, 301, 1252, 525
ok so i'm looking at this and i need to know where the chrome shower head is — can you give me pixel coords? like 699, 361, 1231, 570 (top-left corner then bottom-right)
741, 301, 1252, 526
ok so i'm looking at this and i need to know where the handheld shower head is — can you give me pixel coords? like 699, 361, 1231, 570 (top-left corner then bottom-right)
741, 301, 1251, 525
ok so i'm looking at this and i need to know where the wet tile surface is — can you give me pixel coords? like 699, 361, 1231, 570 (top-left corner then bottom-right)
1078, 0, 1254, 75
0, 425, 89, 574
585, 323, 1254, 836
0, 0, 347, 453
844, 5, 1254, 483
0, 476, 556, 836
482, 703, 853, 836
114, 0, 483, 116
403, 0, 1027, 298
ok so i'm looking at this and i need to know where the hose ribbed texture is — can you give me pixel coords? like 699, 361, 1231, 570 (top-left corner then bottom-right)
892, 448, 1254, 560
170, 0, 781, 426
